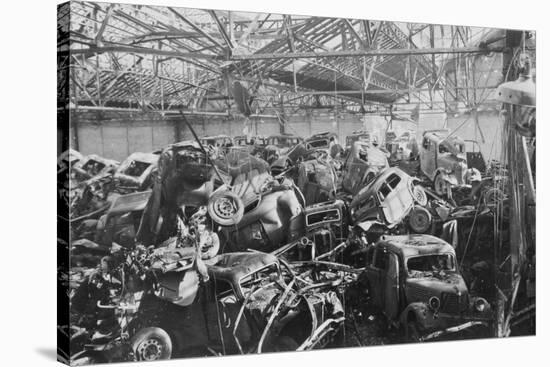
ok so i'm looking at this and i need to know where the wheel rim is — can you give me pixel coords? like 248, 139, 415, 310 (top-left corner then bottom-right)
413, 186, 428, 206
136, 338, 163, 361
213, 196, 238, 219
410, 208, 431, 233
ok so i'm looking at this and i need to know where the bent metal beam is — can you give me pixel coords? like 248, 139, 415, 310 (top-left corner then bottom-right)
66, 45, 507, 61
229, 46, 506, 60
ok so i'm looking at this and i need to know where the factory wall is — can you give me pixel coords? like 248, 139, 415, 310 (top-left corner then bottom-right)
70, 109, 503, 163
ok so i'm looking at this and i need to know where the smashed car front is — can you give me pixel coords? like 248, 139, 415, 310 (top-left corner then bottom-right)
404, 259, 491, 335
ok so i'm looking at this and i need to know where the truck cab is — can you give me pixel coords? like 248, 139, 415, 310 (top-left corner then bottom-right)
419, 130, 468, 195
362, 234, 492, 341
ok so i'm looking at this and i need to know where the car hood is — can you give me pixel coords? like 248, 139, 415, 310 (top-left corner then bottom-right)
405, 271, 468, 303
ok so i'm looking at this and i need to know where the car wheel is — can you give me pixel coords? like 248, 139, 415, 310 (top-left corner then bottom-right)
131, 327, 172, 361
207, 191, 244, 226
434, 173, 448, 196
412, 185, 428, 206
408, 205, 432, 233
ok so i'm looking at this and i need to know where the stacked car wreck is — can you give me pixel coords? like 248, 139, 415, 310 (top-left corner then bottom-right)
66, 125, 510, 364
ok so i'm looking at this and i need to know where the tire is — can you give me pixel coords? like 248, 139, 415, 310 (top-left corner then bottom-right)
130, 327, 172, 362
408, 205, 432, 234
434, 173, 448, 196
207, 191, 244, 226
412, 185, 428, 206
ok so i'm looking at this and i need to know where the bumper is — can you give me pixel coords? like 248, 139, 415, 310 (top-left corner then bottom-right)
420, 320, 489, 341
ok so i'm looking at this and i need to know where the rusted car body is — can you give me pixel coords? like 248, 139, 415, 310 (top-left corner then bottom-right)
72, 154, 119, 183
296, 153, 338, 205
95, 190, 152, 247
199, 135, 233, 147
259, 134, 304, 164
72, 251, 344, 361
304, 132, 338, 150
113, 152, 159, 192
464, 139, 487, 173
341, 141, 389, 195
419, 130, 469, 195
361, 235, 492, 341
345, 130, 371, 149
219, 179, 348, 255
349, 167, 428, 234
136, 141, 217, 245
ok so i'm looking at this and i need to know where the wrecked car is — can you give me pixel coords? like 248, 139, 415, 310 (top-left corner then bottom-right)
345, 130, 372, 149
257, 134, 304, 164
199, 135, 233, 148
219, 174, 348, 254
341, 141, 389, 195
360, 234, 492, 341
349, 167, 430, 238
75, 190, 152, 249
72, 154, 119, 183
304, 131, 338, 150
296, 151, 338, 205
137, 142, 274, 247
113, 152, 159, 192
419, 130, 470, 195
71, 249, 344, 364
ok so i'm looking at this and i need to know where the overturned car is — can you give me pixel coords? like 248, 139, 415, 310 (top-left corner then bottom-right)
349, 167, 429, 239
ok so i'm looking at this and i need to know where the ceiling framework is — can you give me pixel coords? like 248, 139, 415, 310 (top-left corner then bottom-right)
59, 2, 515, 117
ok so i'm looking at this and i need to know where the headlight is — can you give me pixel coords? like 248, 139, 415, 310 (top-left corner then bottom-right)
429, 296, 441, 312
474, 298, 488, 312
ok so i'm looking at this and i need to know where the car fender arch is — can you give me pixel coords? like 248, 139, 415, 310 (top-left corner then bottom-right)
399, 302, 430, 327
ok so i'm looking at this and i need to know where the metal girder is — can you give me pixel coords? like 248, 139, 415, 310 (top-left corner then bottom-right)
228, 46, 505, 61
67, 45, 221, 60
94, 4, 114, 43
208, 10, 234, 50
167, 8, 226, 52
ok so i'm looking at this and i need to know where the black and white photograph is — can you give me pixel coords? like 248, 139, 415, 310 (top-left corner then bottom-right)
55, 0, 537, 365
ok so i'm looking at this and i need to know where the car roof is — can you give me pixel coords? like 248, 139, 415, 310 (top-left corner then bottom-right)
423, 130, 465, 145
123, 152, 159, 164
201, 135, 231, 140
377, 234, 456, 258
170, 140, 203, 150
306, 131, 336, 140
108, 190, 152, 215
81, 154, 119, 166
207, 252, 279, 286
350, 167, 408, 207
267, 134, 301, 139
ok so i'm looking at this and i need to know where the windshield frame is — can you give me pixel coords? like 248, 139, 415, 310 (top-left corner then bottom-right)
405, 252, 457, 275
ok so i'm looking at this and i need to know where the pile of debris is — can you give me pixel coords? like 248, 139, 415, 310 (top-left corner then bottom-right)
65, 126, 511, 364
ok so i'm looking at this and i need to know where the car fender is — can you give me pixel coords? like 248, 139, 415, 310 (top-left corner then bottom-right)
435, 169, 458, 185
399, 302, 432, 328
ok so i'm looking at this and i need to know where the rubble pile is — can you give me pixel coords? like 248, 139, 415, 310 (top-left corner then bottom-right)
63, 130, 526, 364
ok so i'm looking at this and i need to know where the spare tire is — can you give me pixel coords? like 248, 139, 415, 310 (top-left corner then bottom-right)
412, 185, 428, 206
131, 327, 172, 362
207, 191, 244, 226
408, 205, 432, 233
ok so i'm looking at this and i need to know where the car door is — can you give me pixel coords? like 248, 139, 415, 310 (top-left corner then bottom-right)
380, 173, 414, 225
368, 248, 387, 308
419, 137, 436, 179
383, 252, 400, 319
